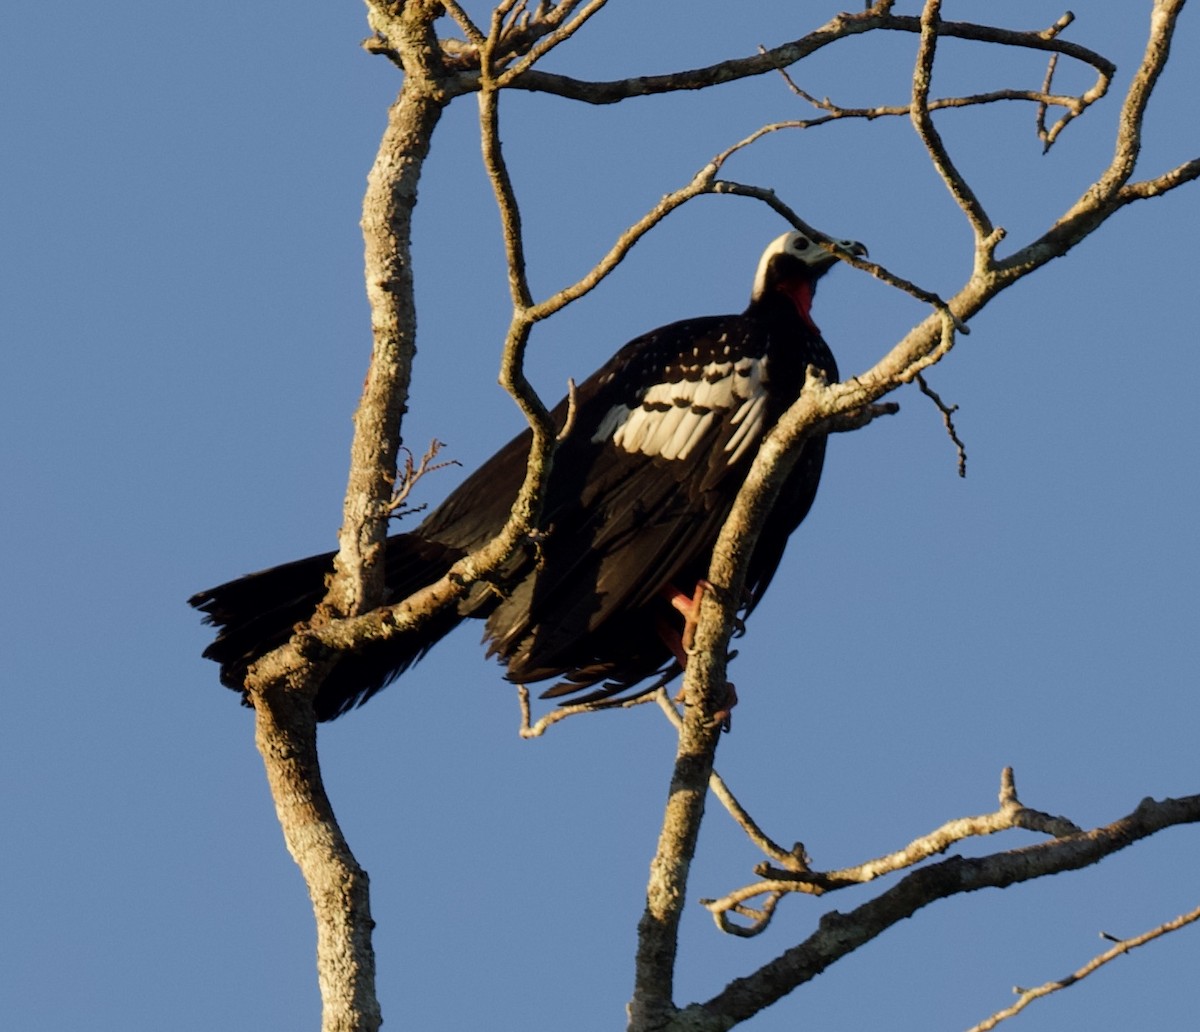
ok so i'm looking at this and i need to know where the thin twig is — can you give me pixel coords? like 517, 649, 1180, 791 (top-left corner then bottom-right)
704, 768, 1082, 931
474, 77, 557, 560
711, 177, 970, 342
654, 692, 803, 868
555, 378, 579, 442
916, 373, 967, 477
1035, 53, 1058, 149
387, 439, 460, 517
765, 42, 1093, 138
508, 10, 1114, 124
440, 0, 486, 48
911, 0, 995, 247
516, 684, 657, 737
965, 903, 1200, 1032
696, 795, 1200, 1027
495, 0, 609, 85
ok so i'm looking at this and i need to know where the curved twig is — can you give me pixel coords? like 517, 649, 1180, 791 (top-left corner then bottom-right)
504, 7, 1114, 123
916, 373, 968, 477
703, 768, 1082, 932
689, 794, 1200, 1029
912, 0, 995, 246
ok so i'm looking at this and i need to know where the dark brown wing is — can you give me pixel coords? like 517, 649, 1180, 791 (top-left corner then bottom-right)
476, 314, 797, 690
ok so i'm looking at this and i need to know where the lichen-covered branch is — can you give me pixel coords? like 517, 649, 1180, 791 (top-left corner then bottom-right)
630, 689, 726, 1029
254, 690, 381, 1032
654, 693, 803, 868
678, 794, 1200, 1031
231, 6, 1198, 1032
247, 4, 454, 1030
326, 0, 467, 623
628, 6, 1196, 1027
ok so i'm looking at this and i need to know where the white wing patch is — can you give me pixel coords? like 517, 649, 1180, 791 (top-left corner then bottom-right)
592, 355, 768, 463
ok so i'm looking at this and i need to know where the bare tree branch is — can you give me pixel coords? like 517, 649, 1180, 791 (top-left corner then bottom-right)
911, 0, 995, 245
387, 439, 459, 518
654, 693, 804, 869
245, 5, 454, 1029
965, 903, 1200, 1032
630, 681, 726, 1028
494, 0, 610, 84
233, 6, 1200, 1031
1023, 0, 1194, 259
772, 67, 1099, 134
328, 1, 453, 622
629, 8, 1196, 1026
1119, 156, 1200, 200
708, 177, 970, 325
252, 692, 381, 1032
686, 794, 1200, 1031
504, 6, 1114, 123
439, 2, 590, 63
702, 768, 1082, 934
916, 373, 968, 477
440, 0, 486, 49
516, 683, 657, 737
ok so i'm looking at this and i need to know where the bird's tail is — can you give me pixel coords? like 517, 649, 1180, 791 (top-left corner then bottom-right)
189, 533, 465, 720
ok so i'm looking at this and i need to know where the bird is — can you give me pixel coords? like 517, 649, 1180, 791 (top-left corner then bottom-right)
190, 229, 863, 721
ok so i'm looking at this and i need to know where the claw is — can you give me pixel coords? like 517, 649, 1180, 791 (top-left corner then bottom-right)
659, 580, 739, 730
672, 681, 736, 731
665, 579, 713, 653
707, 681, 738, 732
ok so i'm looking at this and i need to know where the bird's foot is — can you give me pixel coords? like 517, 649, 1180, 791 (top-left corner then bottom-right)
673, 679, 738, 732
664, 578, 714, 655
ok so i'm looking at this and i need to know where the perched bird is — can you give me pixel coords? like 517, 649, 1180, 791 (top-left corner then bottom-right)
190, 229, 863, 721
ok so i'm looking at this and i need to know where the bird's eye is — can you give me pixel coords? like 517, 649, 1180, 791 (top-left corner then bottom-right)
792, 237, 810, 251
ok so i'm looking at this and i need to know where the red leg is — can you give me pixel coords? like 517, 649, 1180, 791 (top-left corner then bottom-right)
657, 580, 737, 730
663, 579, 713, 655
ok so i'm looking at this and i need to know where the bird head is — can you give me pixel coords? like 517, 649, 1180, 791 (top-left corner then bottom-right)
750, 230, 867, 330
751, 230, 867, 302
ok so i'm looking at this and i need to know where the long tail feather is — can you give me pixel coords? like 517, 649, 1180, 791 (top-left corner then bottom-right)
189, 534, 464, 720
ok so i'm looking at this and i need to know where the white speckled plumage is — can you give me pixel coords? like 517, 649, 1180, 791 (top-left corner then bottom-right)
193, 229, 862, 719
595, 354, 769, 462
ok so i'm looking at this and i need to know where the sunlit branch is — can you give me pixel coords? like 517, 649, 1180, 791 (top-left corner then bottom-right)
516, 684, 657, 737
692, 793, 1200, 1028
654, 692, 804, 868
1004, 0, 1192, 272
252, 7, 1200, 1031
441, 0, 485, 48
709, 176, 968, 328
912, 0, 994, 246
767, 42, 1098, 150
505, 8, 1114, 117
965, 903, 1200, 1032
495, 0, 610, 84
702, 769, 1081, 934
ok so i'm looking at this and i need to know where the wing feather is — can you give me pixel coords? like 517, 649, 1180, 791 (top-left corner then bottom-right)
486, 315, 778, 680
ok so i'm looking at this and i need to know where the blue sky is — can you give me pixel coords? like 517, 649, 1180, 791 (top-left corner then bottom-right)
3, 3, 1198, 1030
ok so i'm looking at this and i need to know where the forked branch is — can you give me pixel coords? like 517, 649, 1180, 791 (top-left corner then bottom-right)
634, 7, 1196, 1027
702, 769, 1081, 935
242, 6, 1199, 1032
678, 793, 1200, 1030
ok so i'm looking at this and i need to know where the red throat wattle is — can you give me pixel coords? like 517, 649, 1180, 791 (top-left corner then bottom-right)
779, 278, 819, 334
